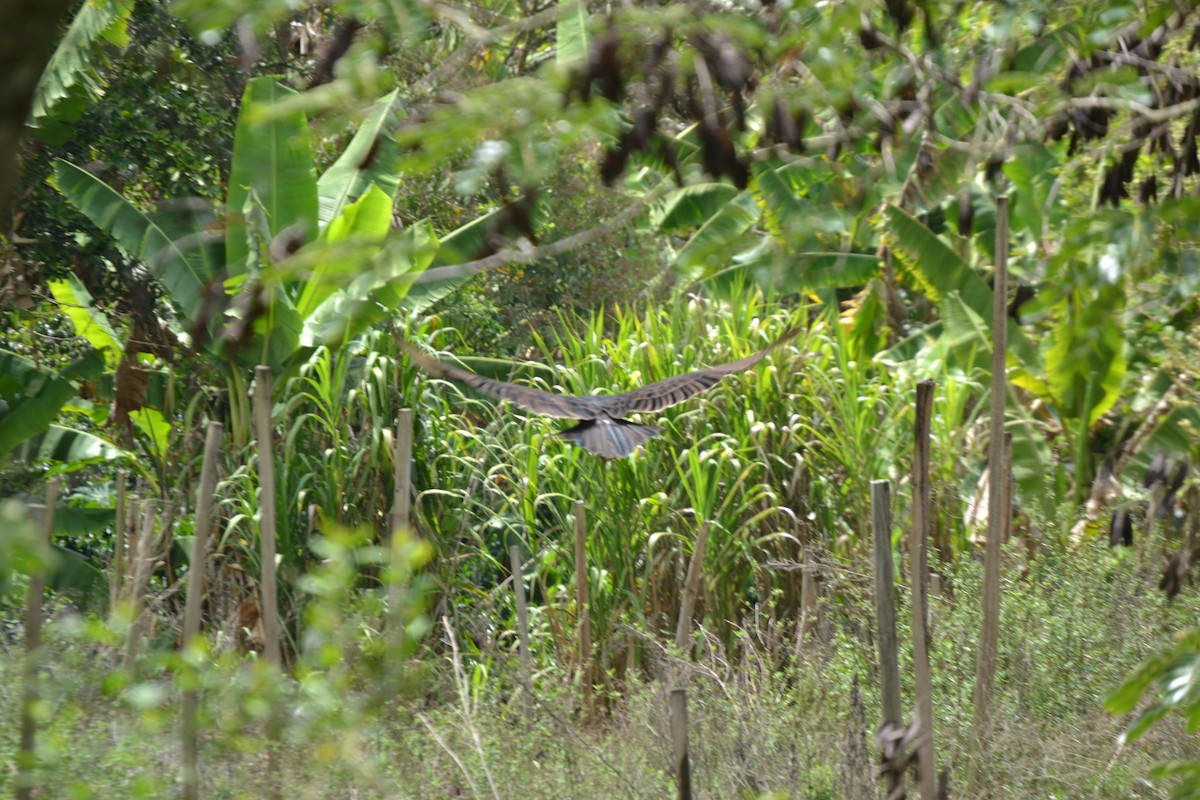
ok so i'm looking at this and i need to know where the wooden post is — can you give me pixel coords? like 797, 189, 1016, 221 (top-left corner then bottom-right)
388, 410, 414, 642
390, 409, 414, 536
675, 521, 710, 652
123, 502, 157, 671
670, 688, 693, 800
796, 549, 819, 654
574, 500, 591, 712
253, 366, 282, 668
911, 380, 938, 800
509, 544, 534, 715
182, 421, 223, 800
122, 495, 140, 605
110, 469, 127, 611
17, 480, 58, 800
871, 479, 903, 727
969, 191, 1010, 797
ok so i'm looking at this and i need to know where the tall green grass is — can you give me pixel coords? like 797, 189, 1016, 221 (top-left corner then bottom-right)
401, 291, 987, 683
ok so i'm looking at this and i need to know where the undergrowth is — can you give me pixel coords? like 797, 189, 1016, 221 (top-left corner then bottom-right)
1, 532, 1196, 799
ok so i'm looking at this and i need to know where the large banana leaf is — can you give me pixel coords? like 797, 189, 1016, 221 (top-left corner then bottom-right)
1045, 301, 1127, 426
701, 246, 881, 294
48, 544, 109, 610
226, 77, 319, 275
317, 89, 401, 228
651, 183, 740, 233
297, 185, 394, 319
0, 349, 103, 458
29, 0, 133, 146
755, 161, 809, 239
556, 0, 590, 68
54, 160, 222, 323
47, 274, 123, 368
301, 220, 440, 346
12, 424, 127, 471
671, 191, 761, 278
884, 204, 1039, 369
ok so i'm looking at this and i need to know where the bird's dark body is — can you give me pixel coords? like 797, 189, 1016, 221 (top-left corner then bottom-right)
403, 327, 797, 458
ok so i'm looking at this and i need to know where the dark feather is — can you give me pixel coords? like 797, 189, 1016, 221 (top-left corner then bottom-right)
555, 419, 663, 459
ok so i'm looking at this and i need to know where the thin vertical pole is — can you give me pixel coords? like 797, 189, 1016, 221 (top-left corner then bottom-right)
911, 380, 938, 800
574, 500, 591, 712
253, 366, 282, 668
17, 479, 58, 800
670, 688, 693, 800
969, 191, 1010, 796
388, 410, 414, 649
390, 409, 414, 536
182, 421, 223, 800
123, 502, 157, 671
110, 469, 127, 611
122, 495, 141, 604
871, 479, 902, 727
509, 544, 533, 716
675, 521, 710, 652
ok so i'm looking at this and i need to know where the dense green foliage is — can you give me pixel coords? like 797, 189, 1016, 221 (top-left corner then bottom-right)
4, 0, 1200, 795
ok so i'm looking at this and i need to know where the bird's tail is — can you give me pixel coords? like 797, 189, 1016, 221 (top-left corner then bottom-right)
555, 419, 663, 459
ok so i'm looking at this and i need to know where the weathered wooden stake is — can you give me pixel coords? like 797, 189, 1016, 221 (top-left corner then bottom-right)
675, 521, 710, 652
574, 500, 591, 712
390, 409, 414, 536
670, 688, 693, 800
110, 469, 127, 611
182, 421, 223, 800
17, 479, 58, 800
388, 409, 414, 643
796, 549, 819, 652
969, 191, 1010, 797
871, 479, 902, 727
121, 495, 140, 604
253, 366, 282, 668
509, 544, 534, 715
123, 502, 157, 671
911, 379, 938, 800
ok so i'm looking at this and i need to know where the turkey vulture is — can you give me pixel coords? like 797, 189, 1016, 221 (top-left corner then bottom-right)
403, 327, 799, 458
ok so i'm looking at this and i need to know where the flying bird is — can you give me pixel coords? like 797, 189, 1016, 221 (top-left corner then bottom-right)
403, 327, 798, 458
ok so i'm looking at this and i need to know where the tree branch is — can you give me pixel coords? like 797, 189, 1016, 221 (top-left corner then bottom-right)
413, 184, 669, 285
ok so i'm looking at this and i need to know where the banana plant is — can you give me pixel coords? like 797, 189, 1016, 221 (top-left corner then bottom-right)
0, 347, 129, 473
52, 79, 454, 443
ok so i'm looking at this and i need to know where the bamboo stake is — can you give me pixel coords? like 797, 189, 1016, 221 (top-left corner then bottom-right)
110, 470, 127, 611
17, 479, 58, 800
969, 191, 1010, 797
182, 421, 223, 800
675, 521, 711, 652
911, 380, 938, 800
509, 544, 534, 716
670, 688, 693, 800
574, 500, 591, 713
253, 366, 282, 668
871, 479, 902, 727
123, 502, 157, 671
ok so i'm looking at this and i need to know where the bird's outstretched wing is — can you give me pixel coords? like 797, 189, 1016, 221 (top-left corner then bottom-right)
402, 344, 606, 419
402, 325, 799, 423
597, 326, 801, 416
